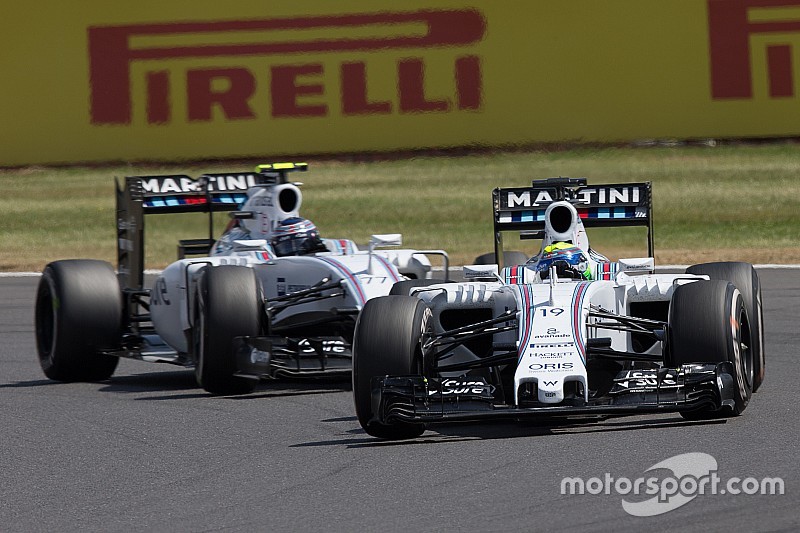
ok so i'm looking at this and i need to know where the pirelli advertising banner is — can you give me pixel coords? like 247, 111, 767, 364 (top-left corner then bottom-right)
3, 0, 800, 166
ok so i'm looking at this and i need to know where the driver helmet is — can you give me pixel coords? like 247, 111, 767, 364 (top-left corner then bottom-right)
271, 217, 326, 257
532, 242, 594, 280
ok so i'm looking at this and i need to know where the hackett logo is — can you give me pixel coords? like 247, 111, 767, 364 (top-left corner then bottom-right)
87, 9, 486, 125
709, 0, 800, 99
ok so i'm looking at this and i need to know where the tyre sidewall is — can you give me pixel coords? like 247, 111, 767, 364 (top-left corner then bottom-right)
726, 288, 751, 413
35, 268, 64, 378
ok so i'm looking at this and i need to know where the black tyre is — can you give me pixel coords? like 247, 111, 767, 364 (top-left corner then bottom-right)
353, 296, 429, 439
194, 266, 261, 395
389, 278, 451, 296
686, 262, 765, 392
35, 260, 121, 382
473, 251, 528, 267
667, 280, 753, 418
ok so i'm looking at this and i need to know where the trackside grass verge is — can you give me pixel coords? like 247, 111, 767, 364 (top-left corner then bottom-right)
1, 145, 799, 272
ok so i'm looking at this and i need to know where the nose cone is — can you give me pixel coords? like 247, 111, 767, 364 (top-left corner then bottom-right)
537, 378, 565, 403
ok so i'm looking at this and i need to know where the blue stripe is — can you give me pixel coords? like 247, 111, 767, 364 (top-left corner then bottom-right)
511, 210, 545, 223
584, 207, 638, 219
517, 286, 535, 364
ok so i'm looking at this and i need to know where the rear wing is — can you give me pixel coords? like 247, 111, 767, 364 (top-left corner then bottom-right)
116, 163, 307, 290
492, 177, 653, 264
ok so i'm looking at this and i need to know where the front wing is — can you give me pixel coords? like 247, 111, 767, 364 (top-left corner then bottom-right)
234, 335, 352, 379
370, 363, 738, 424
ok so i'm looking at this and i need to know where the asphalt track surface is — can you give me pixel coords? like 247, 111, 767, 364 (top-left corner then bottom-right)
1, 270, 797, 532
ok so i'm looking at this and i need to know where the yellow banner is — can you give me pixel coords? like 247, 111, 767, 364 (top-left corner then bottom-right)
2, 0, 800, 166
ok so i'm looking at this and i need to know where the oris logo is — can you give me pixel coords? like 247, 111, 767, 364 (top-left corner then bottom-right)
529, 362, 574, 371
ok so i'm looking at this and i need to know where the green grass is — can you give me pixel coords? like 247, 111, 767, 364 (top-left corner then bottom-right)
2, 144, 799, 272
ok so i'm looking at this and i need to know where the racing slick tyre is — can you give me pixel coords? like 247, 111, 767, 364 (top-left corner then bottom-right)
35, 260, 121, 382
389, 278, 451, 296
473, 251, 528, 267
194, 266, 261, 395
353, 296, 428, 439
667, 280, 753, 419
686, 262, 765, 392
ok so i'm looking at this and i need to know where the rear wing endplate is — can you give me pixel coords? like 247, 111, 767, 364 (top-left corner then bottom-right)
492, 178, 654, 263
116, 163, 307, 290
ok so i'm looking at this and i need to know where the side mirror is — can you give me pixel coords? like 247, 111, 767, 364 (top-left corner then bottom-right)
463, 264, 499, 280
229, 211, 255, 220
617, 257, 655, 274
369, 233, 403, 248
231, 239, 269, 251
368, 234, 402, 275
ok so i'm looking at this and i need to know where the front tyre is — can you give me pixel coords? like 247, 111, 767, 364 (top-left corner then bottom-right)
686, 262, 765, 392
667, 280, 753, 418
353, 296, 429, 439
389, 278, 451, 296
35, 260, 121, 382
194, 266, 261, 395
473, 251, 528, 267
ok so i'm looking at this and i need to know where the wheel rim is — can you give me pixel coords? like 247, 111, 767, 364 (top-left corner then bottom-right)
739, 305, 754, 390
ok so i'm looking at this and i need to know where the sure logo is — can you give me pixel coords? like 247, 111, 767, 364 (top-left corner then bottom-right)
431, 378, 494, 397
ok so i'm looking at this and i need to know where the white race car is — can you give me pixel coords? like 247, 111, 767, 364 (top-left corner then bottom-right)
353, 177, 765, 439
34, 163, 448, 394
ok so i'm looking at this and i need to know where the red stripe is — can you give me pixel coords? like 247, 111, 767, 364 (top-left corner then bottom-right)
373, 254, 402, 283
571, 283, 588, 363
319, 257, 366, 304
517, 286, 534, 363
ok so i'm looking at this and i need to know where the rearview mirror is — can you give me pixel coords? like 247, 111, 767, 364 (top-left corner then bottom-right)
369, 234, 403, 248
463, 264, 499, 280
618, 257, 654, 274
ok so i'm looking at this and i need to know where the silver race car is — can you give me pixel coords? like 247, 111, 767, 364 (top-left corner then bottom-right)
35, 163, 449, 394
353, 177, 765, 439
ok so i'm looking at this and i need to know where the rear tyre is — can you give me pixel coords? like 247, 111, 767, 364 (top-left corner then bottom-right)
353, 296, 428, 439
667, 280, 753, 418
194, 266, 261, 395
35, 260, 121, 382
686, 262, 764, 392
473, 251, 528, 267
389, 278, 451, 296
